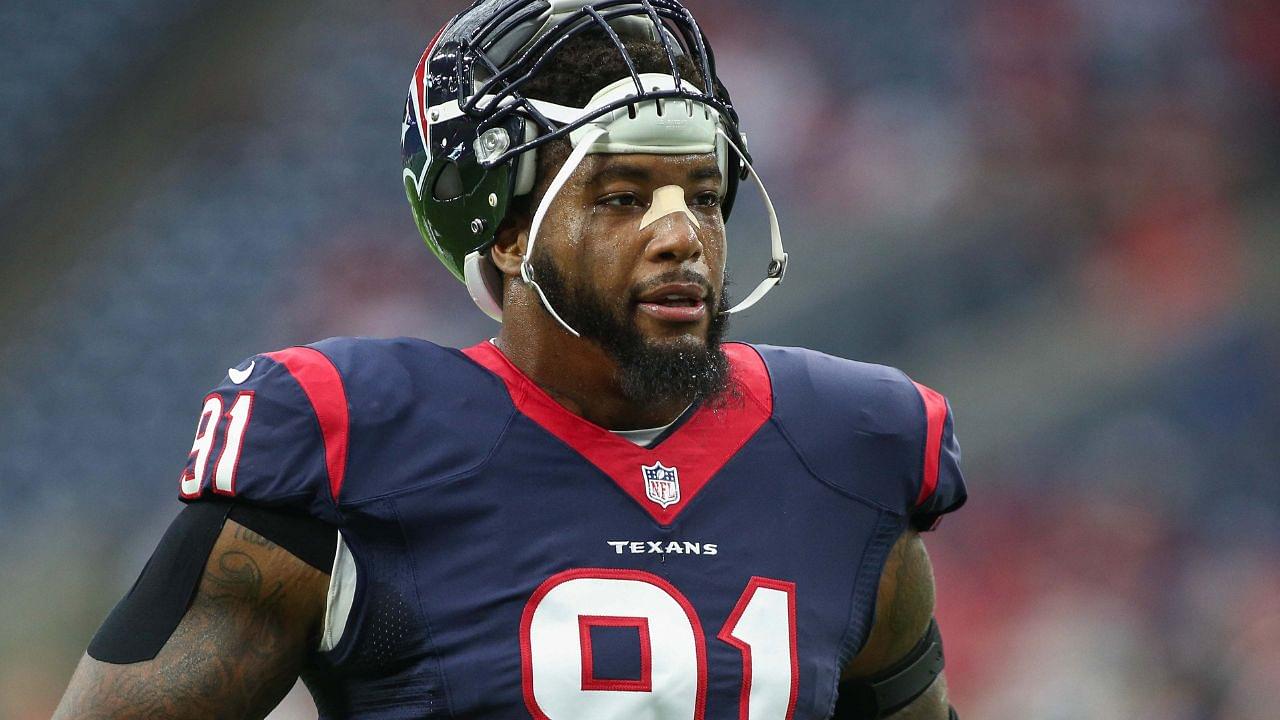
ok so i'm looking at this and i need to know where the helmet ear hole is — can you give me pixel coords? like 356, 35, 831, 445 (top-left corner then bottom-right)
432, 161, 465, 202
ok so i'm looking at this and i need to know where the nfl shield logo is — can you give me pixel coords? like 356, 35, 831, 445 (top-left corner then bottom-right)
642, 461, 681, 509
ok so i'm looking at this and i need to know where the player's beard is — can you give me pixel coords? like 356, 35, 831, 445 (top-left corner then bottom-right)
532, 250, 732, 408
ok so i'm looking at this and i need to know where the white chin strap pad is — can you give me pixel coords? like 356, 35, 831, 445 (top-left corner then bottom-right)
464, 250, 505, 323
518, 126, 608, 337
464, 73, 786, 327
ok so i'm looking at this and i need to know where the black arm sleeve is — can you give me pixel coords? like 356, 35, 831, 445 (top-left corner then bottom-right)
87, 500, 336, 664
226, 503, 337, 572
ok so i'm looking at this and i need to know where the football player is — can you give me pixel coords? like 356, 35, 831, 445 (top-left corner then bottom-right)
54, 1, 966, 718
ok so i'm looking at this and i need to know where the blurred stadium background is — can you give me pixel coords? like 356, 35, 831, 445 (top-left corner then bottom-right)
2, 0, 1277, 717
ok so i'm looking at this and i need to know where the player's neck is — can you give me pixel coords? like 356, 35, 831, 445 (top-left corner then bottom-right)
493, 323, 691, 431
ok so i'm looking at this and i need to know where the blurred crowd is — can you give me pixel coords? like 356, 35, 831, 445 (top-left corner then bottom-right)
1, 1, 1277, 717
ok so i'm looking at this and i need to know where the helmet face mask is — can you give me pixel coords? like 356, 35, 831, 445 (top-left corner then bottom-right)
403, 0, 785, 327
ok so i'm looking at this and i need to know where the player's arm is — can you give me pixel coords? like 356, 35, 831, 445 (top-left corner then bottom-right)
53, 517, 329, 720
837, 529, 952, 719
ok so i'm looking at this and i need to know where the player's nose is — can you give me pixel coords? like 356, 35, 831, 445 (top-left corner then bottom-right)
643, 212, 703, 265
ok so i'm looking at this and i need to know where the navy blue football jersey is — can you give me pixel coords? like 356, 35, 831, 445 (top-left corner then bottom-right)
178, 338, 966, 719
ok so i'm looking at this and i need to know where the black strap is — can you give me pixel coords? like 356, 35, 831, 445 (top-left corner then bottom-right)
833, 618, 946, 718
88, 501, 336, 664
227, 503, 336, 573
89, 502, 232, 663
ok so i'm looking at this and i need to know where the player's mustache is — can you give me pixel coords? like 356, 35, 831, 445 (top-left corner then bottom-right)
629, 270, 714, 303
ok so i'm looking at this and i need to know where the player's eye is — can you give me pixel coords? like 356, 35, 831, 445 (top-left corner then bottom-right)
599, 192, 642, 208
692, 191, 721, 208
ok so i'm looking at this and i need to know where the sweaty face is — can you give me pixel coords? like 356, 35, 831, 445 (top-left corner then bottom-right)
531, 152, 731, 406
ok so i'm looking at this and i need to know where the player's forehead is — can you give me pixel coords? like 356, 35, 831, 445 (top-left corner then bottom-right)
579, 152, 722, 187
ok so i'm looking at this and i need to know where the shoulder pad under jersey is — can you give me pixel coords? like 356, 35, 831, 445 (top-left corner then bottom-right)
178, 345, 344, 521
179, 337, 513, 513
753, 345, 966, 530
304, 336, 511, 505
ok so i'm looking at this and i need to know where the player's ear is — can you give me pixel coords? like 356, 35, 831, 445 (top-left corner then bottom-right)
490, 211, 530, 278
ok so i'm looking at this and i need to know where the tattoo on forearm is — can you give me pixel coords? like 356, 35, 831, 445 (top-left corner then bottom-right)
54, 525, 323, 720
205, 550, 288, 660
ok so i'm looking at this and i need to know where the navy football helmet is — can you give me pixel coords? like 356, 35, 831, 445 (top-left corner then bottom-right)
402, 0, 785, 333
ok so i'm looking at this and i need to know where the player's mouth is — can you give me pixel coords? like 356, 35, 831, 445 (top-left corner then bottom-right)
635, 282, 708, 323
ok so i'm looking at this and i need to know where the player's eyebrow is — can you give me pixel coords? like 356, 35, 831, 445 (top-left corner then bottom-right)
591, 163, 653, 185
590, 160, 722, 186
688, 164, 722, 183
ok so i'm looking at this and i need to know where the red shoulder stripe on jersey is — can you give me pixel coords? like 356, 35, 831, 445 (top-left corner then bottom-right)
912, 382, 948, 507
265, 347, 350, 504
463, 341, 773, 526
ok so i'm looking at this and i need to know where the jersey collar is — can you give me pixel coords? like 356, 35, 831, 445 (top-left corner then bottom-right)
462, 341, 774, 526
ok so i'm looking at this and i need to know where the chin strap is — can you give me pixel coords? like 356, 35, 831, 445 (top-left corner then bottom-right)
519, 125, 610, 337
718, 128, 787, 315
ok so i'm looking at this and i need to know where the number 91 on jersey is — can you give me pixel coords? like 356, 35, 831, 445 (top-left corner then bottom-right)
520, 568, 799, 720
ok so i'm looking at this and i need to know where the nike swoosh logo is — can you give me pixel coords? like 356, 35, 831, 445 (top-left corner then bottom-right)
228, 360, 256, 385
